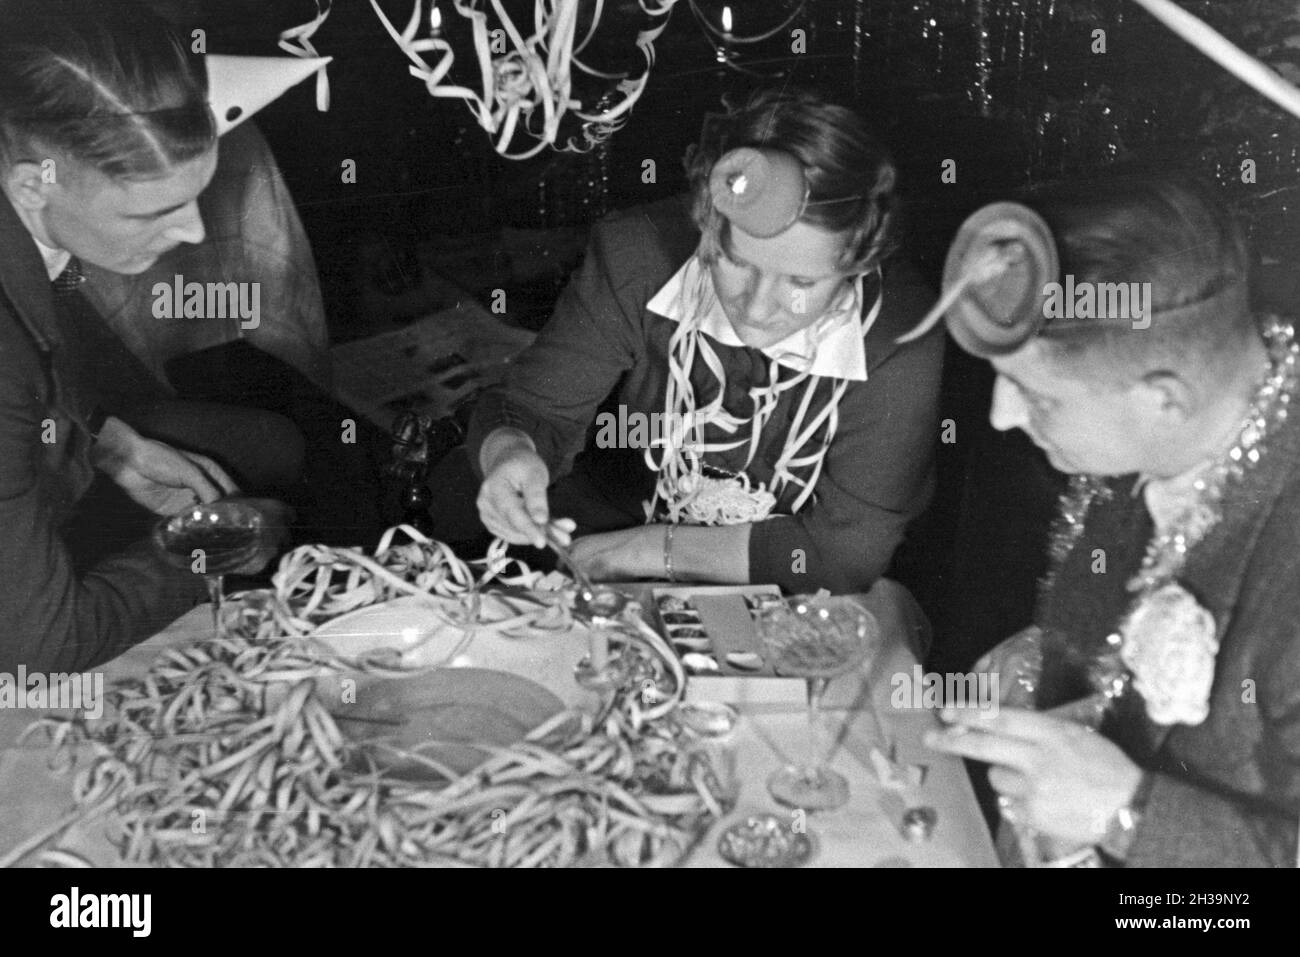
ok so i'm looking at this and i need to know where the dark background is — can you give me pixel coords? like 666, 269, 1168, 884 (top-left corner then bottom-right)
148, 0, 1299, 670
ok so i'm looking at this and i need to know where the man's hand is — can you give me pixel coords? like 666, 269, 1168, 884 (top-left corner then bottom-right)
924, 706, 1145, 845
93, 417, 238, 515
476, 428, 553, 548
567, 525, 661, 581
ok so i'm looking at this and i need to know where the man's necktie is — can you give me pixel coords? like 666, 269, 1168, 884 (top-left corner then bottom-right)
51, 256, 86, 295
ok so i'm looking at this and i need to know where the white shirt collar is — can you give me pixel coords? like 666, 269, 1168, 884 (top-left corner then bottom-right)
33, 235, 72, 282
645, 254, 872, 381
1140, 460, 1215, 535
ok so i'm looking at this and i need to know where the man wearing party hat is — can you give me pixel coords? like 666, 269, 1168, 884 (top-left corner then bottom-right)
80, 50, 335, 389
74, 36, 387, 555
0, 0, 326, 671
924, 177, 1300, 867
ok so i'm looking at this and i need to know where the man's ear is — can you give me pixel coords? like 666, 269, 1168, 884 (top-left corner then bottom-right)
3, 160, 54, 211
1138, 370, 1196, 423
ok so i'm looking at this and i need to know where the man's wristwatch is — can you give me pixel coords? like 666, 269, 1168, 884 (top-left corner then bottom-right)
1098, 771, 1156, 863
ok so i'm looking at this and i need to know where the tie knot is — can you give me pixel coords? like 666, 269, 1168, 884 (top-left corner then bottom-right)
52, 256, 86, 295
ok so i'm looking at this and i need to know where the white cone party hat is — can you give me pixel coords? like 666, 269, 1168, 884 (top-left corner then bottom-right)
206, 54, 332, 135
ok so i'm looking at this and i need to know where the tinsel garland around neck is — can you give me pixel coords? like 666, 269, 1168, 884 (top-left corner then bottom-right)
1036, 318, 1299, 718
1044, 318, 1298, 595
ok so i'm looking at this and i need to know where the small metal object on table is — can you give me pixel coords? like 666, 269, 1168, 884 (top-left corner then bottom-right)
902, 806, 938, 842
543, 528, 631, 624
717, 814, 814, 868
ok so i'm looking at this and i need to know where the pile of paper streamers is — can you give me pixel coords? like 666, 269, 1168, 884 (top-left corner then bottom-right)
3, 527, 725, 869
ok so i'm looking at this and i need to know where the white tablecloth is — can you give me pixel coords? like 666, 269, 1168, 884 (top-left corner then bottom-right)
0, 581, 997, 868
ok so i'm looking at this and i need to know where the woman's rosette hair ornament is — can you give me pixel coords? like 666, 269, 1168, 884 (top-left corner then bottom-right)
685, 90, 895, 272
707, 146, 809, 239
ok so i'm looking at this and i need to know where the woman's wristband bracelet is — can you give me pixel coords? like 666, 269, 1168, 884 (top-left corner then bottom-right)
663, 523, 676, 582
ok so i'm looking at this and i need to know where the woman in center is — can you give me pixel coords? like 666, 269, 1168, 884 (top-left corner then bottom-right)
467, 88, 943, 594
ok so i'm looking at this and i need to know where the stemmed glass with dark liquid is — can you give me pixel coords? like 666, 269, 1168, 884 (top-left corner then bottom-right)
153, 502, 267, 638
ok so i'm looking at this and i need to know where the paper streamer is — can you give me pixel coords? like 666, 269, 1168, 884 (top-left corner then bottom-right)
1131, 0, 1300, 121
370, 0, 679, 159
278, 0, 334, 114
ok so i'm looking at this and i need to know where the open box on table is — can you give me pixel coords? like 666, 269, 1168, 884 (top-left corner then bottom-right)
650, 584, 806, 707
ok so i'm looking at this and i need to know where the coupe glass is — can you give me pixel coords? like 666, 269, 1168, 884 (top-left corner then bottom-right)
755, 596, 877, 811
153, 502, 266, 638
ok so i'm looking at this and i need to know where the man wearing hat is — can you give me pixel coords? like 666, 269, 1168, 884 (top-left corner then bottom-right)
0, 0, 323, 670
925, 176, 1300, 867
465, 88, 944, 599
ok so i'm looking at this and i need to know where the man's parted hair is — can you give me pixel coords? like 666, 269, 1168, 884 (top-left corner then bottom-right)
683, 87, 898, 274
0, 0, 215, 180
1029, 174, 1256, 383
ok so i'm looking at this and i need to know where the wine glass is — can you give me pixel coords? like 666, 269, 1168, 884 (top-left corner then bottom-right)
995, 627, 1124, 867
756, 595, 878, 812
153, 501, 267, 638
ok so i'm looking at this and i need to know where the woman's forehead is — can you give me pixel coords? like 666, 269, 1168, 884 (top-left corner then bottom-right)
724, 219, 851, 279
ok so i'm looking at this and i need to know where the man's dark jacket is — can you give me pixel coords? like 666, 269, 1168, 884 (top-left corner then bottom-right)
1038, 355, 1300, 866
0, 195, 202, 673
